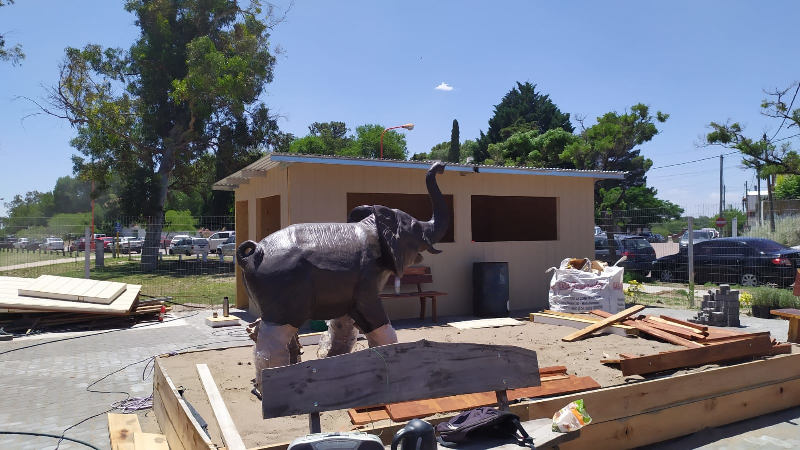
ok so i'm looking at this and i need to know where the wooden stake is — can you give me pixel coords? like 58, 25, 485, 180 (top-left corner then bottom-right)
561, 305, 644, 342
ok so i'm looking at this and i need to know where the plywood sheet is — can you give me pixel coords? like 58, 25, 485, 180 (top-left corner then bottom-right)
0, 276, 139, 314
447, 317, 524, 329
19, 274, 127, 304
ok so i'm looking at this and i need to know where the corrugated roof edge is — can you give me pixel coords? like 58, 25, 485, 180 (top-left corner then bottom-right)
212, 152, 626, 190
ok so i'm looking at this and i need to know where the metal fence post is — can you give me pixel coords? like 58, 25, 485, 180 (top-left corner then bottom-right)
84, 227, 91, 279
687, 217, 694, 308
732, 216, 738, 237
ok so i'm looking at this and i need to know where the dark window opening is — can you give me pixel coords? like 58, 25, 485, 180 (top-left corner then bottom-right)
471, 195, 557, 242
346, 193, 455, 243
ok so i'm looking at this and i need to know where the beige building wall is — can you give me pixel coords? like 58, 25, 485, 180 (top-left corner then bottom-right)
279, 163, 595, 319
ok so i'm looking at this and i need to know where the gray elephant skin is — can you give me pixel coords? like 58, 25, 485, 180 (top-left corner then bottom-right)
236, 162, 450, 335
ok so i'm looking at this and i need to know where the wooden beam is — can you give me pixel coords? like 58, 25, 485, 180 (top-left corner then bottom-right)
619, 335, 774, 376
698, 331, 770, 344
641, 317, 705, 340
133, 432, 169, 450
530, 313, 637, 337
196, 364, 246, 450
591, 310, 703, 348
658, 314, 708, 332
152, 359, 215, 450
108, 413, 142, 450
562, 305, 645, 342
559, 377, 800, 450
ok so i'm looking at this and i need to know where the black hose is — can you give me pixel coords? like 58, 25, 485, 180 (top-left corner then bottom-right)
0, 431, 101, 449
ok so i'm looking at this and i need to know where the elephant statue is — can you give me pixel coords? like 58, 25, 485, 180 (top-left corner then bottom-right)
237, 162, 449, 381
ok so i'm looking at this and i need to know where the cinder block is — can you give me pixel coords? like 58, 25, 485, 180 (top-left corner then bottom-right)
720, 284, 731, 294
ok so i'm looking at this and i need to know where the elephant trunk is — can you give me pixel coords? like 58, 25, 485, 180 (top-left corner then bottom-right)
236, 240, 262, 273
423, 162, 449, 249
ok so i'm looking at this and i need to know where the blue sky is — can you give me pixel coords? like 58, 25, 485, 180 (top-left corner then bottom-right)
2, 0, 799, 217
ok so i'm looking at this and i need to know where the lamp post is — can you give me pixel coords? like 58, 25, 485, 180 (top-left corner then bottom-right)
380, 123, 414, 159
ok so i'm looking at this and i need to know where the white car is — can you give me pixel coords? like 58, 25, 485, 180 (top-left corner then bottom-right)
219, 235, 237, 257
168, 235, 191, 255
208, 231, 235, 253
41, 237, 64, 251
171, 237, 210, 256
14, 238, 29, 249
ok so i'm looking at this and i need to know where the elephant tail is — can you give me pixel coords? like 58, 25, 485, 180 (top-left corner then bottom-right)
236, 240, 262, 271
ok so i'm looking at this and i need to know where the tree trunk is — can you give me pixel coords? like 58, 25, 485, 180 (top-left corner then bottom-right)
141, 141, 175, 272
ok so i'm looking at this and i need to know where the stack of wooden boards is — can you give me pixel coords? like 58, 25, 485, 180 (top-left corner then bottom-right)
0, 274, 160, 335
108, 413, 168, 450
347, 365, 600, 425
532, 305, 792, 377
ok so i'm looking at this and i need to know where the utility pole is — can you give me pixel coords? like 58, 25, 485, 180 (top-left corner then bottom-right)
764, 133, 776, 232
719, 154, 724, 217
757, 170, 762, 226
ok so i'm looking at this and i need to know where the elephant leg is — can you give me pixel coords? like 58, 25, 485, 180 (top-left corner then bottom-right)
253, 321, 298, 391
365, 323, 398, 347
320, 315, 358, 358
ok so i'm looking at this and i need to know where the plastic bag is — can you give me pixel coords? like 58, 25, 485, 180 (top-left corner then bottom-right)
552, 399, 592, 432
548, 258, 625, 313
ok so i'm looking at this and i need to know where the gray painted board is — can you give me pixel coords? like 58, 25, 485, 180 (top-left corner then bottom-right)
262, 340, 540, 419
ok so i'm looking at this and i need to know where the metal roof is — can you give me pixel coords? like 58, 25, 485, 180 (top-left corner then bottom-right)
212, 152, 627, 191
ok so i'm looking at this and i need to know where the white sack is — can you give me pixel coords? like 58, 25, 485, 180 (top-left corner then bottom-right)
548, 258, 625, 313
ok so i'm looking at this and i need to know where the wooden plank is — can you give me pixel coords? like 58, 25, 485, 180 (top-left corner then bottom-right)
640, 317, 705, 340
107, 413, 142, 450
619, 335, 774, 376
530, 313, 637, 337
592, 310, 702, 348
18, 274, 127, 304
0, 280, 139, 314
133, 432, 169, 450
447, 317, 523, 329
658, 314, 708, 332
348, 406, 391, 425
152, 359, 215, 450
770, 343, 793, 355
538, 365, 568, 376
697, 331, 771, 344
385, 375, 599, 422
645, 316, 706, 335
348, 354, 800, 449
771, 308, 800, 318
562, 305, 644, 342
196, 364, 246, 450
559, 377, 800, 450
261, 340, 540, 419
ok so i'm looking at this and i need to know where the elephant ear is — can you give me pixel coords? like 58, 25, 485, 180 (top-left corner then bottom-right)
347, 205, 374, 223
373, 205, 406, 276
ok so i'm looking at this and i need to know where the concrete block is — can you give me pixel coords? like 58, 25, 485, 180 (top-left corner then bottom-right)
205, 315, 241, 328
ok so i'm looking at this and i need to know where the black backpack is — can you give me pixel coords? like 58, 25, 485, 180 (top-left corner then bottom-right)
435, 407, 532, 447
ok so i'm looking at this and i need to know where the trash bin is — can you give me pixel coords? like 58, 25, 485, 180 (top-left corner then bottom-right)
473, 262, 509, 317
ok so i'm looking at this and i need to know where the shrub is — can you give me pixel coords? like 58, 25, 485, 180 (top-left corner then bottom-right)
739, 291, 753, 309
750, 287, 796, 308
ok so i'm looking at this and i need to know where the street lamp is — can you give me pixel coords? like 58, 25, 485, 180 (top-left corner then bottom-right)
380, 123, 414, 159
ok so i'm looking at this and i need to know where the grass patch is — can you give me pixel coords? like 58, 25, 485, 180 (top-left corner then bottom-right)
0, 249, 79, 267
3, 258, 235, 305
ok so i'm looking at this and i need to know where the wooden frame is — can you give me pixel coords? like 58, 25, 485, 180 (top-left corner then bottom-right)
154, 348, 800, 450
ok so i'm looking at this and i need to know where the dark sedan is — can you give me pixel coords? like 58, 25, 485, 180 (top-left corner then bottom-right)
596, 234, 657, 276
652, 237, 800, 286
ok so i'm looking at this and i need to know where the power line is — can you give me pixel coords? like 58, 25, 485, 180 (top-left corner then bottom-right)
649, 151, 738, 170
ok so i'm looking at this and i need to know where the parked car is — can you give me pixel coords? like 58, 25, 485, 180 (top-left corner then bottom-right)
596, 234, 657, 276
219, 235, 237, 257
25, 239, 42, 250
208, 231, 235, 253
70, 237, 97, 252
639, 232, 666, 243
652, 237, 800, 287
168, 235, 191, 255
14, 238, 29, 249
99, 237, 116, 252
679, 230, 715, 248
118, 236, 143, 254
594, 226, 605, 237
0, 236, 16, 249
171, 237, 210, 256
594, 235, 610, 260
41, 237, 64, 251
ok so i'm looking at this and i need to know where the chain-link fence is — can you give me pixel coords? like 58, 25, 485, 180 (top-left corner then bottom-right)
595, 208, 800, 311
0, 216, 236, 305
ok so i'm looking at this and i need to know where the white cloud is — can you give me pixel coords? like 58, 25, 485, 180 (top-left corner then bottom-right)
434, 82, 454, 91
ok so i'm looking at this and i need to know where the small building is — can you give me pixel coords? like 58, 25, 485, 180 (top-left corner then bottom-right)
213, 153, 624, 318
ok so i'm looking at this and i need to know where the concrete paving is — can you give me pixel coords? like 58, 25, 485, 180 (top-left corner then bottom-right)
0, 309, 253, 449
0, 305, 795, 449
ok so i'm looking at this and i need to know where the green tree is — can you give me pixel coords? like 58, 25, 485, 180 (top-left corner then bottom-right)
44, 0, 280, 270
164, 209, 198, 233
309, 121, 352, 153
448, 119, 461, 163
487, 128, 579, 167
52, 176, 91, 214
342, 124, 408, 159
775, 175, 800, 199
4, 191, 55, 230
0, 1, 24, 65
474, 82, 573, 163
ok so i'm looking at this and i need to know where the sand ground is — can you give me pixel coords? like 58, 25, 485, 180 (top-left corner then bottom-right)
151, 319, 680, 448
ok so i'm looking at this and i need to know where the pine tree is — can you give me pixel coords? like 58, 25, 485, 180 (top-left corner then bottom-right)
448, 119, 461, 163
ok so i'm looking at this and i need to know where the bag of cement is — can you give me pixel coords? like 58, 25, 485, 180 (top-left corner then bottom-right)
547, 258, 625, 313
552, 399, 592, 432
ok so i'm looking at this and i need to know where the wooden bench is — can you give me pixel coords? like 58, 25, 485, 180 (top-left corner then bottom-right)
260, 340, 579, 449
379, 266, 446, 322
771, 308, 800, 343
